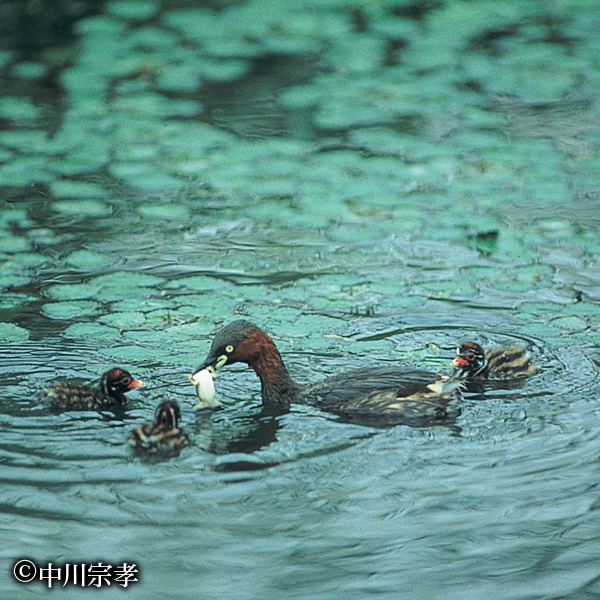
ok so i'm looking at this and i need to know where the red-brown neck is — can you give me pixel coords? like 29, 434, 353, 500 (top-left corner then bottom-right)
234, 330, 301, 411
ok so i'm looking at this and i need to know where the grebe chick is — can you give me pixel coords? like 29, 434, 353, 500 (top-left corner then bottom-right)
128, 401, 189, 455
451, 342, 539, 380
192, 320, 469, 426
42, 367, 144, 411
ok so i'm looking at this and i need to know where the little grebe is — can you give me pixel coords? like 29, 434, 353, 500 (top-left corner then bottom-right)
192, 320, 468, 425
451, 342, 539, 380
128, 400, 189, 455
42, 367, 144, 411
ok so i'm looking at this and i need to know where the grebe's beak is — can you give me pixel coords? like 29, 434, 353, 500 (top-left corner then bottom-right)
192, 351, 229, 378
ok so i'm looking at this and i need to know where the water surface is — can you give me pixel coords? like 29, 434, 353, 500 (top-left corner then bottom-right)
1, 1, 600, 598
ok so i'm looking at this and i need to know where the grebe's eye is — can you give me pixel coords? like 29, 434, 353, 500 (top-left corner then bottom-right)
121, 376, 131, 385
466, 353, 475, 361
225, 345, 234, 354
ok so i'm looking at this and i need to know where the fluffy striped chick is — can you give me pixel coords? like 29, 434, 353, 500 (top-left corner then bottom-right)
42, 367, 144, 411
128, 401, 189, 456
451, 342, 539, 381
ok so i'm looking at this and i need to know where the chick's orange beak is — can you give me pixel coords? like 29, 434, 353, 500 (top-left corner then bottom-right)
451, 356, 468, 368
128, 378, 145, 389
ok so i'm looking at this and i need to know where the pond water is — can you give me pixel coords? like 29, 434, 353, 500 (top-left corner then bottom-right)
2, 1, 600, 598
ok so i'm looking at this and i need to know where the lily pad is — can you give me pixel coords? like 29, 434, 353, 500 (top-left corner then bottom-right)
202, 36, 260, 59
170, 320, 215, 338
50, 181, 109, 199
144, 308, 200, 328
98, 312, 147, 328
0, 130, 51, 152
0, 235, 31, 253
1, 206, 45, 228
0, 96, 40, 121
127, 25, 179, 47
0, 322, 29, 341
156, 65, 202, 93
11, 62, 47, 80
50, 149, 111, 176
197, 58, 250, 82
63, 322, 119, 340
126, 328, 189, 344
91, 271, 164, 288
568, 303, 600, 316
111, 298, 171, 313
101, 344, 168, 363
109, 163, 185, 190
64, 250, 112, 269
95, 287, 158, 303
105, 0, 160, 21
41, 300, 99, 320
162, 8, 222, 40
114, 144, 160, 162
52, 200, 111, 218
0, 51, 12, 69
45, 282, 104, 301
0, 274, 33, 289
137, 203, 190, 220
519, 323, 564, 344
165, 276, 233, 292
0, 156, 54, 186
74, 14, 128, 36
551, 316, 587, 331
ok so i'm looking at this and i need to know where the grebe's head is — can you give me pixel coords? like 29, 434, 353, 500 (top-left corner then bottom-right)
192, 320, 268, 376
451, 342, 487, 376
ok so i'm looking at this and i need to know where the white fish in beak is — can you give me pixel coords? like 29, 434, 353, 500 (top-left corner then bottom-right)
188, 366, 221, 409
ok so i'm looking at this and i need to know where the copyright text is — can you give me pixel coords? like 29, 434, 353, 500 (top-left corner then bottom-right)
12, 559, 139, 588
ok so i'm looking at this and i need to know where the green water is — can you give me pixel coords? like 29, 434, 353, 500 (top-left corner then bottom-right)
1, 0, 600, 598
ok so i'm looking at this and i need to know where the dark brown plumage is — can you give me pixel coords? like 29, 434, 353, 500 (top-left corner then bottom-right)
192, 320, 470, 426
127, 401, 189, 455
451, 342, 539, 380
41, 367, 144, 411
